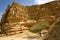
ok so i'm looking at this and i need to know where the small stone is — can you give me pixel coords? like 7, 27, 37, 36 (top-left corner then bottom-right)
41, 30, 48, 36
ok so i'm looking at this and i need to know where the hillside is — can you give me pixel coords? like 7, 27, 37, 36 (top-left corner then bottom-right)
0, 1, 60, 40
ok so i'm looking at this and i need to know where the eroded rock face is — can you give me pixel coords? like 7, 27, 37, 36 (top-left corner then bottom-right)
1, 1, 60, 35
6, 2, 28, 23
2, 1, 60, 25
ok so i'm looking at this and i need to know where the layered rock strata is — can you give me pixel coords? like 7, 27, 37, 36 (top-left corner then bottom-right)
1, 1, 60, 35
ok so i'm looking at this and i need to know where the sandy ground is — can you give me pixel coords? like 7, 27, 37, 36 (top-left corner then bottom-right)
0, 31, 41, 40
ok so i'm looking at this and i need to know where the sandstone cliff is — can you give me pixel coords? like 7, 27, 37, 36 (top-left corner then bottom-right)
1, 1, 60, 39
2, 1, 60, 25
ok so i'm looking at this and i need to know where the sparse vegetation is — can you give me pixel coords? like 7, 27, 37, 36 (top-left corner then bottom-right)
29, 21, 50, 32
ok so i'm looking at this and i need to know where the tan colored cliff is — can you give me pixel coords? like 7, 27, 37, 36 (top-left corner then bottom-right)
1, 1, 60, 36
2, 1, 60, 25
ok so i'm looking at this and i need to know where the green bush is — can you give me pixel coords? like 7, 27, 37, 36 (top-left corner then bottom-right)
29, 21, 50, 32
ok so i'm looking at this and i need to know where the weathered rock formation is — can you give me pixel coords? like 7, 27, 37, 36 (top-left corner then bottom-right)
1, 1, 60, 36
2, 1, 60, 25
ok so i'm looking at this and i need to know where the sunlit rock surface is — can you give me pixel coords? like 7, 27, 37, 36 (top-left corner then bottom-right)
0, 1, 60, 40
